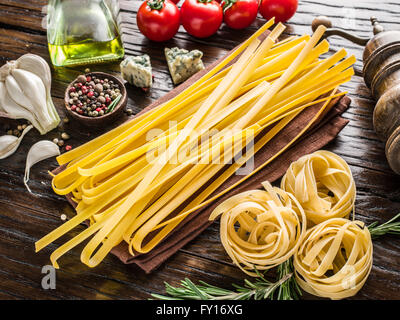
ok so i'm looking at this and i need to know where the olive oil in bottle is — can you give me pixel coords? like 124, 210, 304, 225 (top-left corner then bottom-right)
47, 0, 124, 67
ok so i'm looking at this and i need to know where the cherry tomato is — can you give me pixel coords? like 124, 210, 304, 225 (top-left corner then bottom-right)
259, 0, 298, 23
180, 0, 223, 38
222, 0, 258, 30
137, 0, 180, 42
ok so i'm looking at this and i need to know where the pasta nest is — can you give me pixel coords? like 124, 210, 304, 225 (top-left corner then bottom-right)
210, 181, 307, 276
293, 218, 373, 300
281, 150, 356, 225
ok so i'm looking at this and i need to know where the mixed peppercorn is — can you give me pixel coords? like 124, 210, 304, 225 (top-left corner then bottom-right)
6, 123, 29, 137
3, 120, 73, 152
68, 74, 122, 117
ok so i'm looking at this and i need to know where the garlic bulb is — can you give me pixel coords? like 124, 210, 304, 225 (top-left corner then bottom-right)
0, 54, 60, 134
24, 140, 60, 193
0, 124, 33, 159
16, 54, 60, 123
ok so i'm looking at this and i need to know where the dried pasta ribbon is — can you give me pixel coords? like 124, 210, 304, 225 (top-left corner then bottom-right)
293, 218, 373, 300
35, 22, 357, 269
209, 181, 307, 276
281, 150, 356, 225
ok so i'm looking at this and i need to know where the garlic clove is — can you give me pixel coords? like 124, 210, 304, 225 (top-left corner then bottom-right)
16, 54, 52, 91
47, 96, 60, 125
0, 135, 18, 157
6, 72, 54, 132
0, 82, 46, 134
16, 54, 60, 126
5, 74, 35, 114
0, 124, 33, 159
24, 140, 60, 193
10, 69, 52, 125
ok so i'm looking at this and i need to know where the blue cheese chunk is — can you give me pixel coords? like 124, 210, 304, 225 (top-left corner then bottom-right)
120, 54, 153, 88
165, 47, 205, 85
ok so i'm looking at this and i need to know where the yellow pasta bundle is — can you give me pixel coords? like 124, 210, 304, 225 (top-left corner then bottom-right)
281, 150, 356, 225
209, 181, 307, 276
293, 218, 373, 300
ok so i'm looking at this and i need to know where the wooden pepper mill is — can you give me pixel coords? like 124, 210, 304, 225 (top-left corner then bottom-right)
312, 16, 400, 174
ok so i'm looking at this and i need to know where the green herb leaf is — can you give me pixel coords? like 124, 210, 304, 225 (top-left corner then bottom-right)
106, 94, 122, 114
151, 263, 298, 300
275, 258, 302, 300
368, 213, 400, 239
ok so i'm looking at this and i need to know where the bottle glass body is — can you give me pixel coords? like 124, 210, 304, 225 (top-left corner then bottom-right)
47, 0, 125, 67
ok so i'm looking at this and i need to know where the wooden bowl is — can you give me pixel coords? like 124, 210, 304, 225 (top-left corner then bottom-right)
64, 72, 127, 127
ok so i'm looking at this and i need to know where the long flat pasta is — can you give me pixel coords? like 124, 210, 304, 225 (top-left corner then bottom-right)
35, 22, 356, 269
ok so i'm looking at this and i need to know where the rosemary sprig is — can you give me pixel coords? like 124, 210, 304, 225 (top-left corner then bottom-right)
105, 94, 122, 114
151, 266, 295, 300
368, 213, 400, 239
276, 258, 302, 300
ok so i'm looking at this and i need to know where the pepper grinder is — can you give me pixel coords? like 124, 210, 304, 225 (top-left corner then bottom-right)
312, 16, 400, 175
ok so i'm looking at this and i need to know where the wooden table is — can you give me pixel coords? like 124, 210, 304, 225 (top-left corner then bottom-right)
0, 0, 399, 300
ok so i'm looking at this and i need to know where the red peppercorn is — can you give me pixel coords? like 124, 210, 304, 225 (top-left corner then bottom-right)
77, 82, 83, 88
65, 145, 72, 151
100, 80, 104, 84
101, 104, 106, 109
87, 91, 94, 98
105, 97, 111, 104
86, 76, 91, 82
69, 87, 76, 93
78, 109, 83, 114
96, 107, 101, 112
71, 105, 77, 111
81, 86, 88, 94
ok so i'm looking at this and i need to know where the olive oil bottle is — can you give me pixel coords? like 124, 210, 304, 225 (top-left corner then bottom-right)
47, 0, 125, 67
